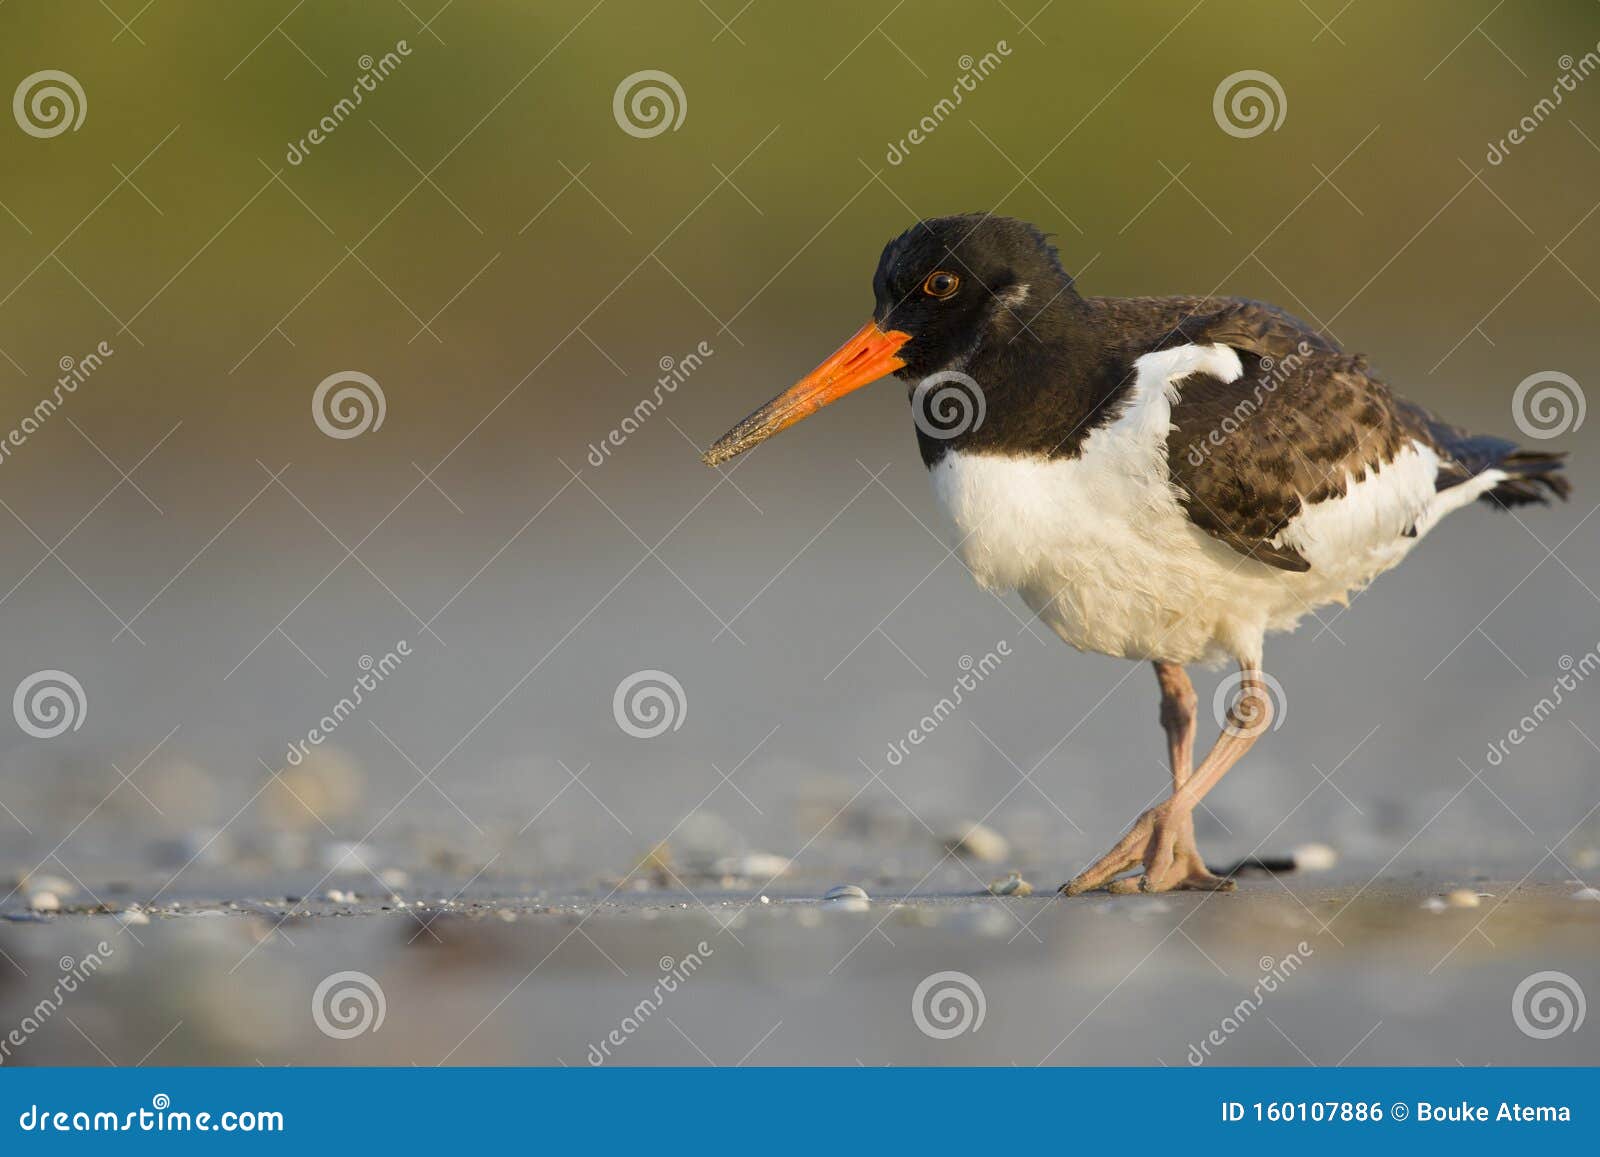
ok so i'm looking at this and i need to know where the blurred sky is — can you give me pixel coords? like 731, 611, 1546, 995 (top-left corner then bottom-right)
1, 1, 1599, 885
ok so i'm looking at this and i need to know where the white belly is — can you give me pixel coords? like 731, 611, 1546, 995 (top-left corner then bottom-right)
927, 343, 1499, 665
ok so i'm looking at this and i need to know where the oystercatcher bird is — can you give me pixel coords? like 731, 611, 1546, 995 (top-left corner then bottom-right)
701, 214, 1570, 895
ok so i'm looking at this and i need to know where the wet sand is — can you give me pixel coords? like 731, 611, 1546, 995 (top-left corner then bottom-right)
2, 861, 1596, 1066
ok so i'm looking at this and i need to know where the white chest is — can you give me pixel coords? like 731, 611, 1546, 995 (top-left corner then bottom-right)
929, 444, 1241, 661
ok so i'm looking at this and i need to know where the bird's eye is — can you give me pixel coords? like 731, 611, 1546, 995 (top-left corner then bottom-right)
922, 271, 960, 299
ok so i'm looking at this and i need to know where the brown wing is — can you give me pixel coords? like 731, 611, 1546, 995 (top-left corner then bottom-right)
1152, 300, 1415, 572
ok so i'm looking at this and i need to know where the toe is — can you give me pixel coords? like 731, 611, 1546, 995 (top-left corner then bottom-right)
1174, 872, 1237, 892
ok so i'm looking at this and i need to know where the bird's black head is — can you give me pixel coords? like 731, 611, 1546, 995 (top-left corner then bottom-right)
870, 214, 1075, 380
701, 214, 1078, 467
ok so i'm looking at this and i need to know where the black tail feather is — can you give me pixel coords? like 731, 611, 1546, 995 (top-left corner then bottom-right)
1399, 400, 1573, 510
1483, 449, 1571, 508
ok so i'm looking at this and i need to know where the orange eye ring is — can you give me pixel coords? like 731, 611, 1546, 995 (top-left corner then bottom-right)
922, 271, 960, 299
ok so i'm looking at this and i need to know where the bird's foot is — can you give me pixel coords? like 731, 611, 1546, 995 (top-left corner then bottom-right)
1059, 803, 1237, 896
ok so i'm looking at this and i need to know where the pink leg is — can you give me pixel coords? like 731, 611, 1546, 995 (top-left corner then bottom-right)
1062, 660, 1265, 895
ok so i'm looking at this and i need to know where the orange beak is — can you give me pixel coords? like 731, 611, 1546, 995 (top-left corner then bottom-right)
701, 321, 911, 467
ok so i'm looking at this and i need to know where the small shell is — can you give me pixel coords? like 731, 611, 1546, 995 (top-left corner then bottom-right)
988, 871, 1033, 897
1291, 843, 1338, 871
1444, 888, 1481, 909
943, 821, 1010, 863
822, 884, 870, 911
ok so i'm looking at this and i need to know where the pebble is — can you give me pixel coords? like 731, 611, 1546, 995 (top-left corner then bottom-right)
822, 884, 870, 912
115, 908, 151, 927
1291, 843, 1338, 871
714, 852, 790, 880
1572, 887, 1600, 902
27, 874, 76, 898
27, 891, 61, 912
322, 889, 352, 904
944, 821, 1010, 863
988, 871, 1033, 897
